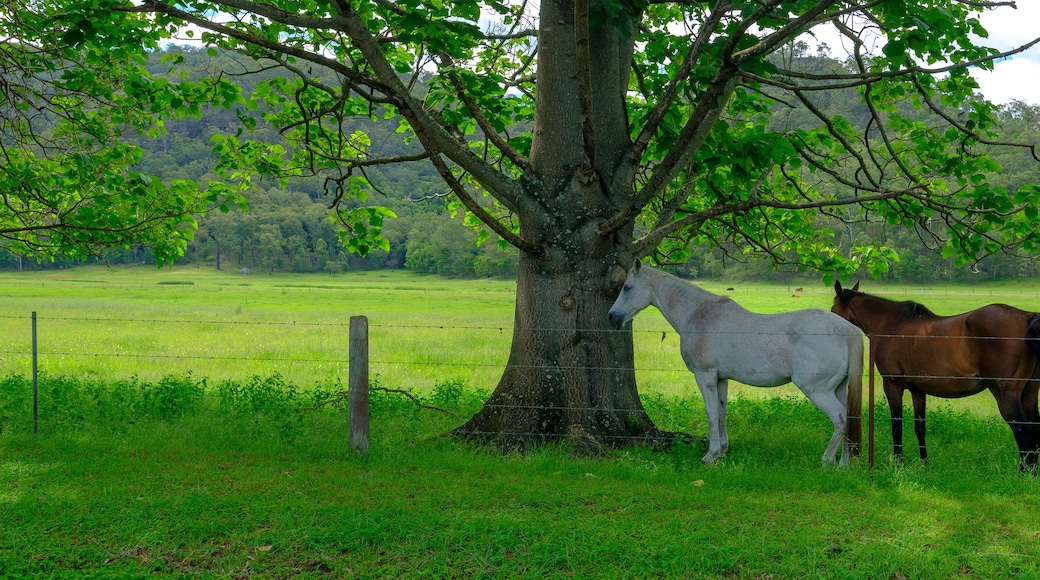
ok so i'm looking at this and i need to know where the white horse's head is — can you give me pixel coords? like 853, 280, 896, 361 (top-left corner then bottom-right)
608, 259, 653, 329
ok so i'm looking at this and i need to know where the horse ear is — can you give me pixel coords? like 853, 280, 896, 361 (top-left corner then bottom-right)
852, 281, 860, 291
834, 280, 842, 296
632, 258, 642, 272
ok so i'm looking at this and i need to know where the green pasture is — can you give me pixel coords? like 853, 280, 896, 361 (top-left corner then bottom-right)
4, 266, 1040, 577
0, 266, 520, 391
4, 265, 1040, 408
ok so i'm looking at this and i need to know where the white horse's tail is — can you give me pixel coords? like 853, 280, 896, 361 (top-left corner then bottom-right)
846, 331, 864, 457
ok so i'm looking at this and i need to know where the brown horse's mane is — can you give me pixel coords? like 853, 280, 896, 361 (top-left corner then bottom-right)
838, 289, 936, 322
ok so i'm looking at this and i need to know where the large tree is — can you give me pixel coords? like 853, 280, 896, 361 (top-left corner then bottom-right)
50, 0, 1040, 448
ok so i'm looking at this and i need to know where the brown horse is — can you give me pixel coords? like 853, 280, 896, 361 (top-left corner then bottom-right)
832, 282, 1040, 469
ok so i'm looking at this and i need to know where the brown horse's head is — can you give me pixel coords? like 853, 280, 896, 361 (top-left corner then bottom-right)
831, 280, 862, 327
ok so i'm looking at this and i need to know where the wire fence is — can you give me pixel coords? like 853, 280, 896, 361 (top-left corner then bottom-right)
8, 313, 1040, 391
4, 311, 1040, 466
5, 313, 1040, 381
0, 313, 712, 388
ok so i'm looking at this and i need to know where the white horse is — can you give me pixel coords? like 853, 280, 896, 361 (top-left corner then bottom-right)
608, 260, 864, 465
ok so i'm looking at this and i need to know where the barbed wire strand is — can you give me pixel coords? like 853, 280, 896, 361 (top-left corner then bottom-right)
7, 349, 1040, 384
5, 314, 1040, 343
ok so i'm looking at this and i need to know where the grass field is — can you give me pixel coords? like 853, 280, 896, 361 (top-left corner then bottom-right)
2, 370, 1040, 578
4, 266, 1040, 577
5, 264, 1040, 405
0, 266, 520, 390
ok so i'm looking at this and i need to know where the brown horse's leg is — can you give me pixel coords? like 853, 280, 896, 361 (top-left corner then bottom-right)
884, 381, 904, 460
991, 385, 1036, 471
910, 390, 928, 464
1023, 377, 1040, 470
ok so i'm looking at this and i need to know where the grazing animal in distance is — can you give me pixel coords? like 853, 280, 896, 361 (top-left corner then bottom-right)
608, 260, 863, 465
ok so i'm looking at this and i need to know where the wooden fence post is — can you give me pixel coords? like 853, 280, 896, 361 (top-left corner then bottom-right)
349, 315, 370, 454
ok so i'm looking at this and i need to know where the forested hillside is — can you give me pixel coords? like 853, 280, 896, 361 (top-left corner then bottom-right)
8, 45, 1039, 283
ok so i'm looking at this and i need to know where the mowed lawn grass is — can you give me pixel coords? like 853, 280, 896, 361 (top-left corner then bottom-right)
4, 266, 1040, 577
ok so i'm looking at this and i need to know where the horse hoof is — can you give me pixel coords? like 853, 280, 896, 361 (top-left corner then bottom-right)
821, 458, 840, 470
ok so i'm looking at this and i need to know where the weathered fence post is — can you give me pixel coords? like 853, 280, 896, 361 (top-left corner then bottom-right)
32, 311, 38, 437
349, 316, 369, 454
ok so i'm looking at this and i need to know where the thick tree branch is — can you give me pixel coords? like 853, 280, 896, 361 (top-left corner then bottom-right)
574, 0, 596, 173
131, 1, 391, 95
750, 36, 1040, 92
729, 1, 840, 63
632, 190, 913, 257
437, 51, 529, 171
330, 2, 522, 211
604, 1, 843, 240
630, 0, 730, 163
428, 153, 545, 257
597, 75, 738, 237
133, 0, 523, 212
644, 172, 698, 242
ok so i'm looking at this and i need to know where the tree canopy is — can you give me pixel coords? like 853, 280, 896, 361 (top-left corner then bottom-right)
0, 2, 254, 263
9, 1, 1040, 273
99, 3, 1040, 272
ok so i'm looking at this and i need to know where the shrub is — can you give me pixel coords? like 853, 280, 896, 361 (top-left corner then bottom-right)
216, 374, 305, 440
134, 374, 205, 420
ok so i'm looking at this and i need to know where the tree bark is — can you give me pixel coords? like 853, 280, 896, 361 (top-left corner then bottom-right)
453, 234, 676, 451
454, 179, 682, 450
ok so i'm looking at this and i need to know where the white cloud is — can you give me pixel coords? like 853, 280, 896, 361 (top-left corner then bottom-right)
975, 3, 1040, 49
971, 4, 1040, 105
973, 57, 1040, 106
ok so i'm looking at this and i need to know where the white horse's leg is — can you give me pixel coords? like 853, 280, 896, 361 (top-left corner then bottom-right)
717, 378, 730, 457
797, 377, 847, 466
816, 396, 846, 465
694, 370, 726, 463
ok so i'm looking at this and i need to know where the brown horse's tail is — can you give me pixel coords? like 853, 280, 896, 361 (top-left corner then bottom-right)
1027, 314, 1040, 360
845, 330, 864, 458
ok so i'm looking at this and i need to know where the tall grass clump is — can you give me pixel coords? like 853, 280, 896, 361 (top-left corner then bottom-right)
216, 373, 308, 441
0, 372, 205, 434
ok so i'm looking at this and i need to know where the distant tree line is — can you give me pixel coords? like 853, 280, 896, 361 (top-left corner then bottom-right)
6, 45, 1039, 283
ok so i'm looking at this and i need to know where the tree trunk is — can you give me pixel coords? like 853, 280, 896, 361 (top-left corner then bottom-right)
453, 0, 679, 451
454, 190, 678, 451
453, 253, 677, 451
